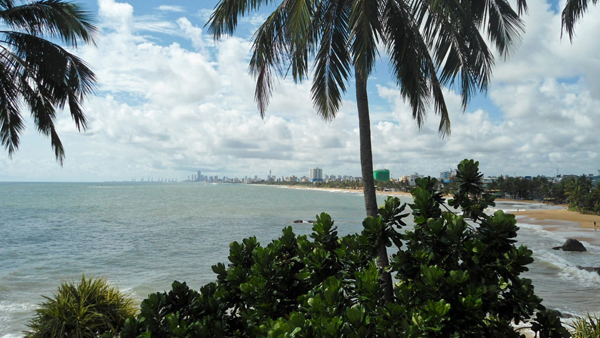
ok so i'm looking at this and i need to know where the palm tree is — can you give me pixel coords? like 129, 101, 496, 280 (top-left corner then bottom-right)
0, 0, 97, 164
207, 0, 526, 301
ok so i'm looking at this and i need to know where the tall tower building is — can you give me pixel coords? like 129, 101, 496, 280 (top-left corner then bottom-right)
197, 171, 202, 182
309, 167, 323, 182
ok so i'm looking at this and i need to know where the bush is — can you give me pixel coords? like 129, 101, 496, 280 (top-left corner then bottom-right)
26, 275, 136, 338
122, 159, 569, 337
569, 313, 600, 338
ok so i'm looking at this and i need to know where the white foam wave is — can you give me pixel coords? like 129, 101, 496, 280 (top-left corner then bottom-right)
0, 300, 36, 313
534, 250, 600, 287
0, 300, 37, 337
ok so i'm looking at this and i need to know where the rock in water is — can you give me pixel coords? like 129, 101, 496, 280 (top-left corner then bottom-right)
560, 238, 586, 252
577, 266, 600, 275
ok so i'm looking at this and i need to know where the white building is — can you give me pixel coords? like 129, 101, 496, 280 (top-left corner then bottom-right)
409, 173, 421, 186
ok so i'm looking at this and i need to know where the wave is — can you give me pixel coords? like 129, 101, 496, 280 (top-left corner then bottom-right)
533, 250, 600, 287
0, 300, 36, 337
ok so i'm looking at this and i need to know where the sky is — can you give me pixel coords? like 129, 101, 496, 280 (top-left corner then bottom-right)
1, 0, 599, 182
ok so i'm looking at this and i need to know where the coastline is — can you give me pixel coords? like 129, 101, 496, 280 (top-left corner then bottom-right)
513, 208, 600, 229
275, 184, 600, 233
280, 184, 413, 197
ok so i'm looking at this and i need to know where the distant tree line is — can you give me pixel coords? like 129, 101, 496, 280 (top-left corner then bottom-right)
263, 174, 600, 214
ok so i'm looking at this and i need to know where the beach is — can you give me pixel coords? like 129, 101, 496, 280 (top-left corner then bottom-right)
513, 207, 600, 247
513, 208, 600, 229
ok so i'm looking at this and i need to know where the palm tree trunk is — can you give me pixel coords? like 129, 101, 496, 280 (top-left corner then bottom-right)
356, 73, 377, 217
355, 71, 394, 303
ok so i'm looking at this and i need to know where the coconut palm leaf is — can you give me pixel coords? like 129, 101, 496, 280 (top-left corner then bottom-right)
0, 0, 96, 46
0, 0, 96, 164
310, 0, 351, 120
562, 0, 597, 41
381, 0, 450, 135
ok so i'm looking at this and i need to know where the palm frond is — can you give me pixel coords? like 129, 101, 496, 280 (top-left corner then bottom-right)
3, 31, 96, 163
348, 0, 381, 79
381, 0, 451, 136
285, 0, 313, 83
0, 48, 23, 155
249, 2, 289, 117
310, 0, 352, 120
0, 0, 97, 163
0, 0, 15, 11
415, 0, 496, 111
480, 0, 524, 58
7, 31, 95, 122
207, 0, 278, 39
0, 0, 97, 47
562, 0, 597, 41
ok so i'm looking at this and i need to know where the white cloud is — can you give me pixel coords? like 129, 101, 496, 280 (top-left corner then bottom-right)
2, 0, 600, 181
157, 5, 185, 13
176, 17, 205, 51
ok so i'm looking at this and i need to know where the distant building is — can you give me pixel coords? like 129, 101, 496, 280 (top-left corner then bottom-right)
408, 173, 421, 186
440, 171, 452, 183
373, 169, 390, 181
309, 167, 324, 182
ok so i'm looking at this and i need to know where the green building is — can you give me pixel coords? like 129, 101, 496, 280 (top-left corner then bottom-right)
373, 169, 390, 181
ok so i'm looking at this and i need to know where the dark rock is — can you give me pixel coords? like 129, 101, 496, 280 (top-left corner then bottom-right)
577, 266, 600, 275
293, 220, 303, 223
560, 238, 586, 252
308, 220, 315, 223
552, 246, 562, 250
551, 309, 573, 319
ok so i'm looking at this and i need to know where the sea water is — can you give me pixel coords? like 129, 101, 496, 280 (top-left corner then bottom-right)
1, 183, 599, 336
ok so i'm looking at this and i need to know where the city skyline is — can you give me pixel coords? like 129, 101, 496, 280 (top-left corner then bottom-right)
1, 0, 600, 182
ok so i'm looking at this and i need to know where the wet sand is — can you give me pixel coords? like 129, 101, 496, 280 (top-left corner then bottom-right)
513, 208, 600, 229
513, 207, 600, 248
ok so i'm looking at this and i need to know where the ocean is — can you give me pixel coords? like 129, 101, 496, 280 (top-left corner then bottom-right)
1, 182, 599, 336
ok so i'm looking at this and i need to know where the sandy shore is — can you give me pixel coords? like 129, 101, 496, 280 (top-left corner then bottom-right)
513, 208, 600, 229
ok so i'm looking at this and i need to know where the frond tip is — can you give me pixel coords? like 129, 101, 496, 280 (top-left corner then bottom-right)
561, 0, 599, 42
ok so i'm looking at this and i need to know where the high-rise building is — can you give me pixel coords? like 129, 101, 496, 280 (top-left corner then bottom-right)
373, 169, 390, 181
309, 167, 323, 182
197, 171, 202, 182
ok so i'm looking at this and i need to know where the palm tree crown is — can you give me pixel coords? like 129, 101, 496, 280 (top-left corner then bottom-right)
209, 0, 526, 133
0, 0, 97, 164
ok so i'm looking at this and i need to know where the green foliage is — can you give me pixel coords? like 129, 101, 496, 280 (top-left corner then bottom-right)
123, 160, 568, 338
26, 275, 136, 338
448, 159, 496, 222
568, 313, 600, 337
561, 175, 600, 213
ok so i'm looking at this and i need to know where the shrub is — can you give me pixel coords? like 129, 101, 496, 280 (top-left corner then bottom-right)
569, 313, 600, 338
26, 275, 136, 338
122, 159, 569, 337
